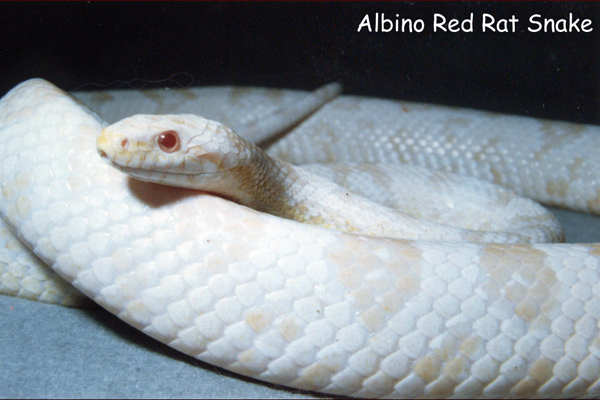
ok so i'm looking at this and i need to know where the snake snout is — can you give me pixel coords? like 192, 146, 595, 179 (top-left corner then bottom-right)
96, 130, 121, 165
97, 127, 130, 161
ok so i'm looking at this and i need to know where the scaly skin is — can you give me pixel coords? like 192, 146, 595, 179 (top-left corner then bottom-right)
1, 79, 600, 398
97, 114, 563, 244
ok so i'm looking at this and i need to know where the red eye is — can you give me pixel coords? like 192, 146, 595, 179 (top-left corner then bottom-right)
157, 130, 180, 153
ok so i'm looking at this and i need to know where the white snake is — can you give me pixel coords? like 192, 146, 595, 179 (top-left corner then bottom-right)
97, 113, 563, 245
1, 78, 600, 398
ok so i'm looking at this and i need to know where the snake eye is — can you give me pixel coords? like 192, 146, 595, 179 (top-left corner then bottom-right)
157, 130, 181, 153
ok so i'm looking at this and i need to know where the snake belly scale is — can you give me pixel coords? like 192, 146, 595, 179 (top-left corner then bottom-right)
1, 78, 600, 398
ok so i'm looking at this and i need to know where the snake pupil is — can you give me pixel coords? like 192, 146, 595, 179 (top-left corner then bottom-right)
158, 130, 180, 153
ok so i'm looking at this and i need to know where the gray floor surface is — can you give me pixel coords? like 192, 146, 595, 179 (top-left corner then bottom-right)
1, 207, 599, 398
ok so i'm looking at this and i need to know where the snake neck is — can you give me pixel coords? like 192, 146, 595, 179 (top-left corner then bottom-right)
190, 136, 309, 219
185, 134, 557, 244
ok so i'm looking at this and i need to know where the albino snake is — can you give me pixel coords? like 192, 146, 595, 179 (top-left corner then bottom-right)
1, 78, 600, 398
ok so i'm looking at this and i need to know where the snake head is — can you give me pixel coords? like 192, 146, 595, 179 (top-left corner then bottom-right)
97, 114, 254, 187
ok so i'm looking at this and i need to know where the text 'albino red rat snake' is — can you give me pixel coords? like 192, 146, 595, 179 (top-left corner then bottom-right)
1, 78, 600, 398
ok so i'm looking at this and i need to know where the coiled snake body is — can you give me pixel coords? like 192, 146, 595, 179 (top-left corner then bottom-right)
1, 79, 600, 398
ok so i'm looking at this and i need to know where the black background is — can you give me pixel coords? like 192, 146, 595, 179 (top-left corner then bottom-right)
1, 2, 599, 124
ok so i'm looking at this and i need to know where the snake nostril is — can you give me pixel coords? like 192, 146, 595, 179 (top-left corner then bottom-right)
121, 139, 129, 149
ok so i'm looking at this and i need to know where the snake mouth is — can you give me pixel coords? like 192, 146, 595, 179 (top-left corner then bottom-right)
98, 149, 119, 168
98, 147, 222, 181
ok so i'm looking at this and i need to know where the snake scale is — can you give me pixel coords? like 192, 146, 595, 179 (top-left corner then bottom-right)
1, 78, 600, 398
